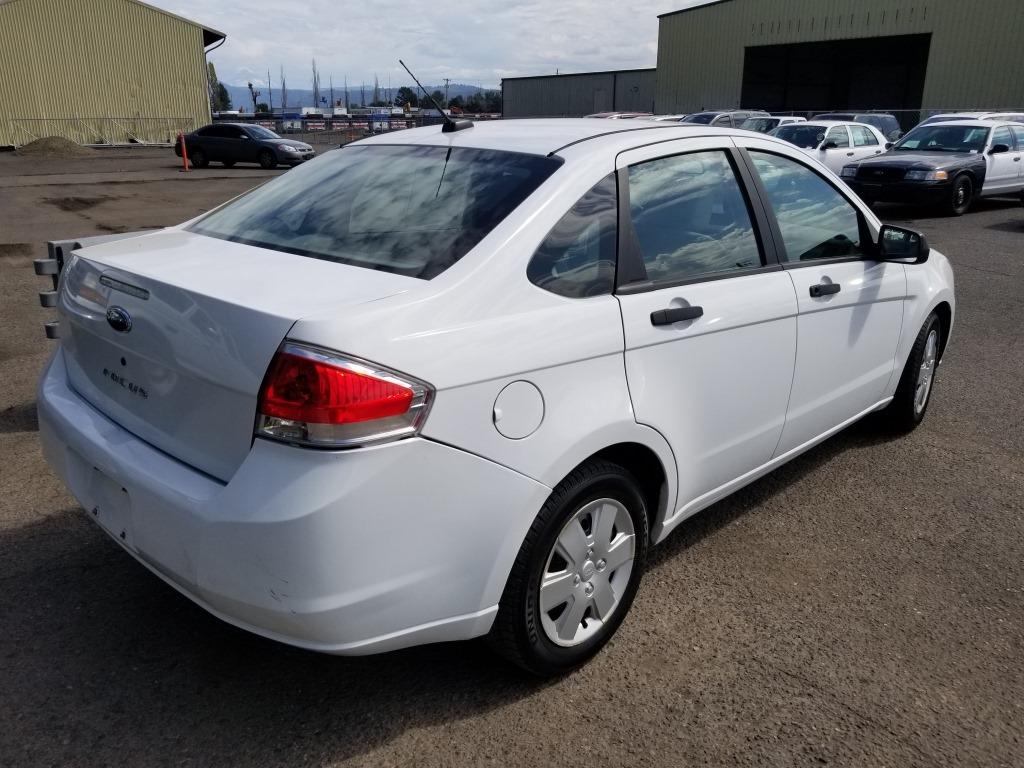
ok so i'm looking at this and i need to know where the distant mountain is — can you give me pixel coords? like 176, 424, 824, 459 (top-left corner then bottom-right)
223, 82, 494, 112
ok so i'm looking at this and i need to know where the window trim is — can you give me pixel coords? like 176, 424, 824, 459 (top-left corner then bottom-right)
737, 147, 879, 270
614, 146, 782, 295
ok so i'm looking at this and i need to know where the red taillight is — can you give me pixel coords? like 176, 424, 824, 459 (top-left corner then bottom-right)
260, 352, 414, 424
256, 343, 432, 448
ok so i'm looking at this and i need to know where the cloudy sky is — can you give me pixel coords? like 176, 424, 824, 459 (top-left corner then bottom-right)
150, 1, 708, 89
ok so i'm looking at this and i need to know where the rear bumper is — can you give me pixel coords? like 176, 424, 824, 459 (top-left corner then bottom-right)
38, 349, 550, 654
848, 179, 951, 205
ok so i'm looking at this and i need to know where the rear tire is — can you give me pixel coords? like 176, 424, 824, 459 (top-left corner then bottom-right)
944, 174, 972, 216
488, 460, 648, 677
880, 312, 941, 433
189, 148, 208, 168
258, 150, 277, 169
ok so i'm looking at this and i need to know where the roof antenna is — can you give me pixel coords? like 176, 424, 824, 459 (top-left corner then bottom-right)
399, 59, 472, 133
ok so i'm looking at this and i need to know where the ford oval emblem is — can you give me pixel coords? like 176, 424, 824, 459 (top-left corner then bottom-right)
106, 306, 132, 333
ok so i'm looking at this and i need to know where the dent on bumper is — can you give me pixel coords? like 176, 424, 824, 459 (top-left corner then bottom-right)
38, 350, 550, 654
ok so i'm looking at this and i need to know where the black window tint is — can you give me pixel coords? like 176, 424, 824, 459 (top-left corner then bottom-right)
196, 126, 215, 136
992, 126, 1014, 149
826, 127, 850, 148
750, 151, 866, 263
189, 145, 562, 280
627, 150, 763, 285
851, 126, 878, 146
528, 175, 616, 298
223, 126, 245, 139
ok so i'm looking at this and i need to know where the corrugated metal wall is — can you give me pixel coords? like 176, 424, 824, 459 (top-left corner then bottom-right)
503, 69, 656, 117
0, 0, 214, 146
656, 0, 1024, 113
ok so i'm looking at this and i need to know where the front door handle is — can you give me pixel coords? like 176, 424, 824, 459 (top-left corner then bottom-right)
809, 283, 841, 298
846, 151, 855, 156
650, 305, 703, 326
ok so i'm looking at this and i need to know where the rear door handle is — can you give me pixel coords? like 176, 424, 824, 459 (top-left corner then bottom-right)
809, 283, 841, 298
650, 305, 703, 326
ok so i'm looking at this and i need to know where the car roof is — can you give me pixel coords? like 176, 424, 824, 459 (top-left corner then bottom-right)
353, 118, 726, 156
913, 119, 1001, 128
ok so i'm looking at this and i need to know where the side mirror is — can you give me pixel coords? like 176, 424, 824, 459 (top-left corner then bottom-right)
877, 224, 929, 264
989, 143, 1010, 154
821, 140, 838, 150
884, 142, 894, 150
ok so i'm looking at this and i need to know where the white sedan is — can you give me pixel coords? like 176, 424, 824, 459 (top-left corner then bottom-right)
770, 120, 889, 174
38, 118, 954, 676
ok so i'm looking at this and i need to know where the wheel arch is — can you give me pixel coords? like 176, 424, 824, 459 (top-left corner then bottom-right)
932, 300, 953, 359
564, 440, 674, 543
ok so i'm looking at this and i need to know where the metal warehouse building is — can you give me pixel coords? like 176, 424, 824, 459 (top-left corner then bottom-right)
503, 68, 656, 118
0, 0, 224, 147
656, 0, 1024, 118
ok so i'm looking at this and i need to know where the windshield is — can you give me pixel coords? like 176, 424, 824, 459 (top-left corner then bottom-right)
682, 113, 717, 124
773, 124, 828, 149
739, 117, 780, 133
189, 145, 562, 280
894, 125, 990, 153
247, 125, 281, 139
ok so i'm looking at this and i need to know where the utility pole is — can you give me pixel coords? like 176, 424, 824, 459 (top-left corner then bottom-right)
343, 75, 348, 109
267, 68, 273, 111
330, 76, 334, 108
443, 78, 450, 108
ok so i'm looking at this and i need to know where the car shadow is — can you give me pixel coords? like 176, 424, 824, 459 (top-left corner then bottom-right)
0, 414, 900, 766
873, 196, 1020, 222
649, 415, 899, 568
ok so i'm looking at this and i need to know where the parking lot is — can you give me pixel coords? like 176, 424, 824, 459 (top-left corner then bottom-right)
1, 146, 1021, 767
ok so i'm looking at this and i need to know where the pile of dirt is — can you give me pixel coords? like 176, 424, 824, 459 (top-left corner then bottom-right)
16, 136, 92, 157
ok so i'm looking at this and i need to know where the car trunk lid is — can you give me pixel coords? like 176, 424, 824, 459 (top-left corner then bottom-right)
57, 229, 420, 481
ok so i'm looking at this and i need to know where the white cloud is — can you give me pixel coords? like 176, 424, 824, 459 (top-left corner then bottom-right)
151, 0, 709, 88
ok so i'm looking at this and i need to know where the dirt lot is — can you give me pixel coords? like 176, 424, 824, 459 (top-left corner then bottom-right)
1, 147, 1022, 768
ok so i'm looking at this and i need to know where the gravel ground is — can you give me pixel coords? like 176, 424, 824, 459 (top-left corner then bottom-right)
0, 148, 1021, 767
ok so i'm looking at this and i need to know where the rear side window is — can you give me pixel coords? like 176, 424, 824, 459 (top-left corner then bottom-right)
190, 145, 563, 279
851, 125, 878, 146
528, 174, 616, 298
749, 151, 866, 263
626, 150, 762, 285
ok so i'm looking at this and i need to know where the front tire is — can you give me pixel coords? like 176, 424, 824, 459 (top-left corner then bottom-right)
944, 174, 972, 216
189, 148, 208, 168
258, 149, 277, 169
880, 312, 942, 433
489, 460, 649, 676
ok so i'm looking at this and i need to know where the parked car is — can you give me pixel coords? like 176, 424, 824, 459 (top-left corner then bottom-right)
648, 114, 691, 122
812, 112, 903, 141
40, 118, 954, 676
769, 120, 888, 174
175, 123, 315, 169
738, 115, 806, 133
842, 120, 1024, 215
918, 111, 1024, 127
681, 110, 771, 127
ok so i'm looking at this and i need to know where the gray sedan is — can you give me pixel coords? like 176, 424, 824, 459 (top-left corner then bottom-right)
175, 123, 315, 169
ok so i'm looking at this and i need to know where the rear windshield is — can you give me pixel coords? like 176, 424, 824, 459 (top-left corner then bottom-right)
773, 124, 828, 149
189, 145, 563, 279
739, 117, 780, 132
682, 113, 718, 124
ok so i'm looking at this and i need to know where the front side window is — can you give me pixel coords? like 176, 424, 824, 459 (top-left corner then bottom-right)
247, 125, 281, 140
527, 174, 617, 298
826, 127, 850, 148
749, 151, 866, 263
851, 125, 878, 146
991, 126, 1015, 149
626, 150, 762, 286
190, 145, 563, 279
